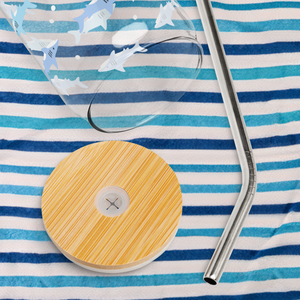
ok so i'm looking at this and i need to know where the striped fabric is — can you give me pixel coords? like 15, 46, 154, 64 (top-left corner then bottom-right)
1, 0, 300, 299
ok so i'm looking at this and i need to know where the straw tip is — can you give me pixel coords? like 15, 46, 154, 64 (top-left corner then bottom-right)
203, 276, 218, 285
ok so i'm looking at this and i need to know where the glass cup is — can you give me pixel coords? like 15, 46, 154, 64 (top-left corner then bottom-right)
1, 0, 203, 132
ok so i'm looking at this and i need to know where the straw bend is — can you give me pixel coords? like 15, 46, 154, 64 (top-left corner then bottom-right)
195, 0, 257, 285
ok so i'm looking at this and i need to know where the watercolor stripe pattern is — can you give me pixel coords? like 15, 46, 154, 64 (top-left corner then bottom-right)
1, 0, 300, 299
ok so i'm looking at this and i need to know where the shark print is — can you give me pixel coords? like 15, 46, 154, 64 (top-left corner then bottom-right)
27, 37, 52, 51
155, 1, 175, 29
74, 0, 116, 33
52, 75, 88, 96
41, 39, 59, 77
0, 1, 17, 18
68, 4, 115, 44
11, 0, 36, 36
98, 42, 147, 73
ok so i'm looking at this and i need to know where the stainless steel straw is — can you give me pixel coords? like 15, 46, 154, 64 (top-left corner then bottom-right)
195, 0, 257, 285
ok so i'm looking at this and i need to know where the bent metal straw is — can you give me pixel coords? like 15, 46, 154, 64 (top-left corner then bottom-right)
195, 0, 257, 285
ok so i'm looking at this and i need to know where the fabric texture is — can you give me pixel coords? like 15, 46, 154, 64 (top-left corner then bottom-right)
1, 0, 300, 299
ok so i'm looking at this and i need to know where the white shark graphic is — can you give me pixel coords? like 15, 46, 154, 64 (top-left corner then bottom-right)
27, 37, 52, 51
11, 0, 36, 36
52, 75, 88, 95
155, 1, 175, 29
0, 1, 17, 17
41, 39, 59, 77
68, 5, 115, 45
98, 42, 147, 73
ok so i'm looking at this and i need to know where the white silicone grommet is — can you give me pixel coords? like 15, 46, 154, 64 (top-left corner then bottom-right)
95, 186, 130, 217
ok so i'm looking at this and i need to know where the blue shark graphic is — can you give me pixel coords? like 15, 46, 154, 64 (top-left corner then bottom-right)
74, 0, 116, 33
99, 42, 147, 73
11, 0, 36, 36
41, 39, 59, 77
69, 5, 115, 44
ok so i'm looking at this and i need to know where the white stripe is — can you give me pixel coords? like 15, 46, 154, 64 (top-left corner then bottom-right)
1, 100, 300, 120
0, 240, 57, 253
0, 126, 234, 140
180, 214, 291, 229
0, 256, 299, 278
2, 233, 299, 256
3, 27, 300, 46
170, 233, 300, 251
179, 166, 300, 185
0, 217, 46, 231
0, 172, 49, 186
0, 195, 45, 209
1, 188, 297, 210
254, 144, 300, 165
1, 118, 299, 140
0, 102, 228, 118
214, 30, 300, 45
0, 150, 70, 168
242, 100, 300, 116
2, 145, 300, 170
2, 76, 300, 95
213, 7, 300, 22
0, 52, 204, 69
4, 52, 300, 71
2, 279, 300, 300
184, 190, 300, 206
0, 103, 80, 118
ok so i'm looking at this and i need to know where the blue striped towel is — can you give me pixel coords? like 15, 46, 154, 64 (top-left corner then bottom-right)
1, 0, 300, 299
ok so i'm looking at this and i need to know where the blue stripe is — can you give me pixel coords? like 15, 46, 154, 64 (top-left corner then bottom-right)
221, 267, 300, 283
0, 206, 42, 218
0, 252, 70, 263
4, 0, 300, 10
257, 158, 300, 171
171, 158, 300, 172
0, 273, 202, 287
0, 229, 50, 241
157, 245, 300, 261
2, 203, 300, 220
1, 65, 300, 82
177, 222, 300, 237
1, 135, 300, 152
0, 89, 299, 105
0, 165, 53, 175
183, 202, 300, 215
1, 110, 300, 129
2, 41, 300, 56
0, 185, 43, 196
29, 42, 203, 57
146, 291, 300, 300
0, 92, 64, 105
2, 18, 300, 34
1, 245, 299, 264
182, 180, 300, 194
0, 267, 300, 286
2, 66, 199, 82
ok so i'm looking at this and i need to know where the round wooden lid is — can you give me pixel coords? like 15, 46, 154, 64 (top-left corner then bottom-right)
42, 141, 182, 272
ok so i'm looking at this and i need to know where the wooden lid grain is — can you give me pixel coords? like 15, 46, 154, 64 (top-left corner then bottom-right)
42, 141, 182, 271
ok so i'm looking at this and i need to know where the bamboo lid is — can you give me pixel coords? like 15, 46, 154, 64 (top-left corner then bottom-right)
42, 141, 182, 272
